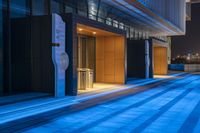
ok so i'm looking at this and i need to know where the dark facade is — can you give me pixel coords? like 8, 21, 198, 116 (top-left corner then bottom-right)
127, 39, 153, 79
0, 0, 131, 97
0, 0, 181, 98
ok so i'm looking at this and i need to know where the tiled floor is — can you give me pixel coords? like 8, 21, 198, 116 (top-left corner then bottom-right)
78, 72, 182, 96
0, 73, 182, 125
2, 72, 200, 133
78, 83, 121, 95
0, 92, 50, 106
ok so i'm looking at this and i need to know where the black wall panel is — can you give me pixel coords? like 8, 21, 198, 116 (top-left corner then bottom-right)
127, 39, 153, 79
127, 40, 146, 78
148, 39, 153, 78
11, 18, 31, 92
31, 16, 54, 93
10, 16, 54, 94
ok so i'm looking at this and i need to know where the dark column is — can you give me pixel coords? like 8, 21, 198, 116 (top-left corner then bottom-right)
0, 0, 3, 95
148, 39, 153, 78
127, 39, 146, 78
62, 14, 78, 96
3, 0, 12, 94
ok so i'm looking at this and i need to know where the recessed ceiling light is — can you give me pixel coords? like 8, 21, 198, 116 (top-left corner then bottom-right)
79, 28, 83, 31
93, 32, 96, 35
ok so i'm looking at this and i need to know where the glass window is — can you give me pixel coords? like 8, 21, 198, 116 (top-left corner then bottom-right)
98, 3, 107, 23
32, 0, 48, 16
106, 18, 112, 26
88, 0, 98, 20
10, 0, 30, 18
134, 30, 138, 40
77, 0, 87, 17
130, 27, 134, 39
65, 5, 75, 13
125, 27, 130, 38
113, 20, 118, 28
64, 0, 76, 14
119, 23, 124, 30
51, 0, 64, 14
139, 31, 142, 39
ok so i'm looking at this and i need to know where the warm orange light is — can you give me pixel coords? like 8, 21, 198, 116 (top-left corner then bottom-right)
93, 32, 96, 35
79, 28, 83, 31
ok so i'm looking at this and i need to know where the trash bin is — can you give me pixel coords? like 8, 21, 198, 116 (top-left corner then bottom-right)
78, 68, 87, 90
86, 69, 94, 89
78, 68, 94, 90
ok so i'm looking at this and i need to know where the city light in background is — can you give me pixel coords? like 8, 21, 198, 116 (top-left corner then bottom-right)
172, 52, 200, 64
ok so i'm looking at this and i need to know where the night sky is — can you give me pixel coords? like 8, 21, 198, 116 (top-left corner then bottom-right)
171, 3, 200, 58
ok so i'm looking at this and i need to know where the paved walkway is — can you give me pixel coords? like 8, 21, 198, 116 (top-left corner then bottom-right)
0, 72, 182, 125
1, 72, 200, 133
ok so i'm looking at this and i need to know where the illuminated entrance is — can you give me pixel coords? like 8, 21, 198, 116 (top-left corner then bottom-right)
77, 24, 126, 91
153, 44, 168, 75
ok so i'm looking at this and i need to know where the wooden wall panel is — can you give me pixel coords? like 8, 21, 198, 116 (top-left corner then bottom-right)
96, 60, 104, 82
104, 37, 115, 83
104, 53, 115, 83
96, 37, 104, 82
153, 47, 168, 75
104, 37, 115, 52
115, 60, 125, 83
115, 37, 125, 60
96, 37, 104, 60
96, 36, 125, 84
115, 37, 125, 83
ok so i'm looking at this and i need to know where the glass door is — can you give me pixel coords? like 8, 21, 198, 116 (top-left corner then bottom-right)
78, 35, 95, 71
78, 35, 96, 90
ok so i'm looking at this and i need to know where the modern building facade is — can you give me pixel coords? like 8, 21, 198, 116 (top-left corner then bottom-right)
0, 0, 187, 98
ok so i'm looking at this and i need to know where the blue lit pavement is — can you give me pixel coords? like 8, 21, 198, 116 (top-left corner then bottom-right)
1, 72, 200, 133
0, 72, 183, 125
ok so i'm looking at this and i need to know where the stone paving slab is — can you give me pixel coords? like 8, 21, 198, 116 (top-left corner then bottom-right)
0, 72, 186, 125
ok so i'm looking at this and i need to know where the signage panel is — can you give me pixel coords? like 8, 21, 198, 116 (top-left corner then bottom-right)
52, 14, 69, 97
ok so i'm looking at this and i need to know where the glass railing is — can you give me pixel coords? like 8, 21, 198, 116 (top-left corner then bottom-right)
82, 11, 149, 40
